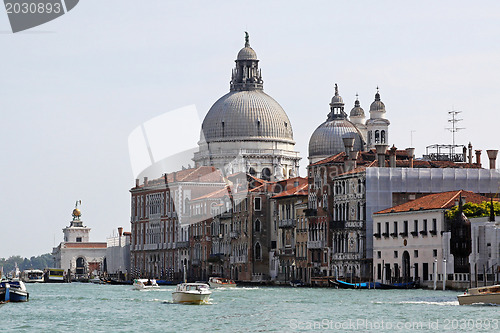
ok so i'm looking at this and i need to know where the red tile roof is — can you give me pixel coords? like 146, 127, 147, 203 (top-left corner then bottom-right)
375, 190, 490, 214
272, 183, 308, 199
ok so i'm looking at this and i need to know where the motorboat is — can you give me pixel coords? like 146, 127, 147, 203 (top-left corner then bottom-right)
22, 269, 44, 283
208, 277, 236, 288
0, 280, 29, 302
457, 284, 500, 305
172, 283, 211, 304
133, 279, 160, 290
8, 280, 29, 302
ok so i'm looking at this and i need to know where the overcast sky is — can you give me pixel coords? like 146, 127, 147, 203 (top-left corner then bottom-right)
1, 1, 499, 259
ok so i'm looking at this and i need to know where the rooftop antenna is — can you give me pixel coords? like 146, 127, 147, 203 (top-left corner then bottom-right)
446, 109, 465, 156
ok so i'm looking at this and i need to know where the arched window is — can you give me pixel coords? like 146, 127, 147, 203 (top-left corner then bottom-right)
375, 130, 380, 143
248, 167, 256, 176
368, 131, 372, 144
255, 242, 262, 260
381, 130, 386, 143
261, 167, 271, 181
255, 219, 261, 232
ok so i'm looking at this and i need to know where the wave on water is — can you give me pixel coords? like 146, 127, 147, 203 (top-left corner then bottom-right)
372, 300, 458, 306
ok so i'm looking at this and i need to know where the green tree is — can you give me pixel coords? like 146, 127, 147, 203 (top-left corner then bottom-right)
446, 201, 500, 220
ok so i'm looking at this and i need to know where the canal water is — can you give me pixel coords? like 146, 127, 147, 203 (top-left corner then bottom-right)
2, 283, 499, 332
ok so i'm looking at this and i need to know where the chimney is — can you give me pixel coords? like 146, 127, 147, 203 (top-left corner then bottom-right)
389, 145, 397, 168
135, 179, 139, 187
118, 227, 123, 237
349, 150, 359, 170
342, 137, 355, 155
406, 148, 415, 168
475, 150, 482, 167
144, 177, 148, 186
468, 142, 473, 164
486, 150, 498, 169
462, 146, 467, 162
375, 144, 388, 167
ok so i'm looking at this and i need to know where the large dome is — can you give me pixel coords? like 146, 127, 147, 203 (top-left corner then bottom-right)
309, 119, 363, 158
201, 90, 294, 143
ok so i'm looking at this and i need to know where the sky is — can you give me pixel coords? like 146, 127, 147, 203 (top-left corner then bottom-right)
1, 0, 500, 259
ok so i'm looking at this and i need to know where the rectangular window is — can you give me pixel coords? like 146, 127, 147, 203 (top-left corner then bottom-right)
423, 263, 428, 281
432, 218, 437, 231
76, 237, 82, 242
254, 197, 261, 211
423, 219, 428, 232
385, 222, 389, 234
377, 263, 382, 280
377, 251, 381, 259
393, 222, 398, 235
377, 223, 381, 235
433, 249, 438, 257
403, 221, 408, 234
414, 263, 419, 278
414, 250, 418, 258
394, 251, 398, 258
414, 220, 418, 232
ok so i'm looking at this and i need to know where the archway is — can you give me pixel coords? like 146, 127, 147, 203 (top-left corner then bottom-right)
76, 257, 86, 275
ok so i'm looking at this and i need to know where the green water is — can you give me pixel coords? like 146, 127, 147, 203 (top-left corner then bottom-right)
2, 283, 499, 332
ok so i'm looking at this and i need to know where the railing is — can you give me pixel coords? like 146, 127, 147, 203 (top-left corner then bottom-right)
176, 241, 189, 248
307, 240, 325, 249
279, 219, 296, 228
230, 231, 240, 239
230, 255, 248, 264
332, 253, 360, 260
279, 248, 295, 256
143, 244, 158, 250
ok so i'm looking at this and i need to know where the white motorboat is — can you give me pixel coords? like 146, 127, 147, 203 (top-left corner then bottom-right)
133, 279, 160, 290
22, 269, 44, 283
208, 277, 236, 288
172, 283, 211, 304
457, 284, 500, 305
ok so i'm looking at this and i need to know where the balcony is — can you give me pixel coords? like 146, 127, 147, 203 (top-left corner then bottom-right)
390, 232, 398, 238
429, 230, 437, 236
144, 244, 158, 250
230, 231, 240, 239
399, 232, 408, 238
176, 241, 189, 248
374, 233, 381, 239
230, 255, 248, 264
330, 221, 345, 229
279, 248, 295, 256
419, 230, 428, 236
208, 253, 224, 263
382, 232, 389, 238
410, 231, 418, 237
332, 253, 360, 260
307, 240, 325, 249
279, 219, 296, 228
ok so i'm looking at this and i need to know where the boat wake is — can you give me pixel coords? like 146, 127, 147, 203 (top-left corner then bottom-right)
373, 300, 458, 306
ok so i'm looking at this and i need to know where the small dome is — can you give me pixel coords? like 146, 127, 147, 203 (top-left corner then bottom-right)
370, 91, 386, 113
309, 119, 364, 158
237, 46, 257, 60
350, 99, 365, 117
72, 208, 81, 217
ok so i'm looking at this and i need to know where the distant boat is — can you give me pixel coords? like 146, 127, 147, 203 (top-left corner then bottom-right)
458, 284, 500, 305
208, 277, 237, 288
46, 268, 67, 283
133, 279, 160, 290
290, 280, 305, 287
22, 269, 44, 283
333, 279, 416, 290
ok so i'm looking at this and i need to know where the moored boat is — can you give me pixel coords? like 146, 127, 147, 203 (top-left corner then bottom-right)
7, 280, 29, 302
333, 279, 416, 289
133, 279, 160, 290
208, 277, 236, 288
0, 283, 10, 304
46, 268, 66, 283
172, 283, 211, 304
22, 269, 44, 283
457, 284, 500, 305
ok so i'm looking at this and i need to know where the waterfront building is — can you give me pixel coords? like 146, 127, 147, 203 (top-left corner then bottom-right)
193, 33, 301, 180
271, 178, 308, 283
105, 227, 131, 280
372, 190, 489, 288
129, 166, 227, 280
52, 203, 106, 279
